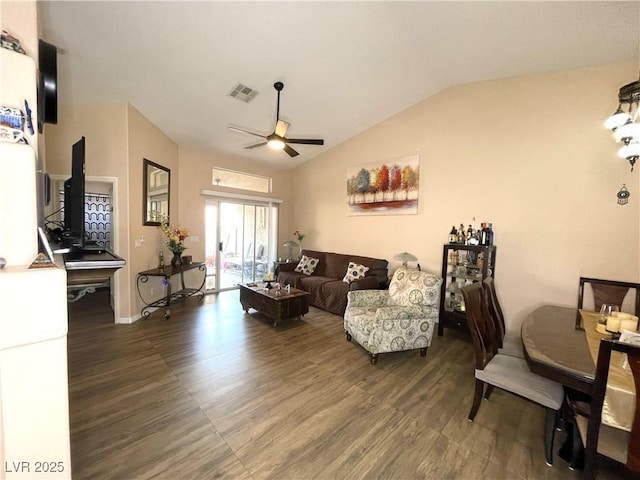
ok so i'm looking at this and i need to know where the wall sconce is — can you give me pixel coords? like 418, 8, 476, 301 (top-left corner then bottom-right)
393, 251, 418, 268
605, 78, 640, 171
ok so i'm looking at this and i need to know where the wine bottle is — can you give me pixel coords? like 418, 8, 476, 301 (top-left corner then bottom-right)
457, 224, 465, 244
487, 223, 494, 245
449, 226, 457, 244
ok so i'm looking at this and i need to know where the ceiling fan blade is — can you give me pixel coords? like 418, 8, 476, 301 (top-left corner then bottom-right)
275, 120, 290, 137
245, 142, 267, 150
283, 144, 299, 157
228, 126, 267, 139
285, 138, 324, 146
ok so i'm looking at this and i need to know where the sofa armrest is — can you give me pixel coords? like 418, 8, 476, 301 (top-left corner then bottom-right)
277, 262, 298, 274
374, 305, 440, 321
349, 275, 380, 291
346, 289, 390, 308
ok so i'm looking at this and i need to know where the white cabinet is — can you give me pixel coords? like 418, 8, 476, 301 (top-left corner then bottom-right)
0, 46, 71, 478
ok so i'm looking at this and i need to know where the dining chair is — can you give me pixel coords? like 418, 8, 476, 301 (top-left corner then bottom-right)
482, 277, 523, 358
577, 277, 640, 314
461, 282, 565, 466
568, 337, 640, 480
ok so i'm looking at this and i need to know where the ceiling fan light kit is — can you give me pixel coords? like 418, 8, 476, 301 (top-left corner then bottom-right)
267, 137, 285, 150
228, 81, 324, 158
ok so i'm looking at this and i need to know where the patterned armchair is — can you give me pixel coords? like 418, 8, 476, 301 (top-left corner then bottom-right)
343, 267, 442, 364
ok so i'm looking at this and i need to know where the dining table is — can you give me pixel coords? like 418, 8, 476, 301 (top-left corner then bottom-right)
521, 304, 637, 433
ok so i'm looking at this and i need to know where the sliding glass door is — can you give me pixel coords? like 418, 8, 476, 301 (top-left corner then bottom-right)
204, 199, 277, 292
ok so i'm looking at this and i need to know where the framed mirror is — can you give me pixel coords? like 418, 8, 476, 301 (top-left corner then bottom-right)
143, 159, 170, 225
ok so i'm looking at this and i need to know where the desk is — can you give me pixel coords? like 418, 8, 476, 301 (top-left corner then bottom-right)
63, 250, 126, 301
137, 262, 206, 319
522, 305, 636, 431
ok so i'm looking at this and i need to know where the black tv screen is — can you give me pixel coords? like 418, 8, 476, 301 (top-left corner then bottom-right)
62, 137, 86, 249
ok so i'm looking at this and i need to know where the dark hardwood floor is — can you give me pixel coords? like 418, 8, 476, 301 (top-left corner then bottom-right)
66, 290, 616, 479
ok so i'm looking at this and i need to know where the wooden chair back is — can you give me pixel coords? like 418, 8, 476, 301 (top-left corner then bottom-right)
461, 282, 499, 369
583, 337, 640, 478
483, 276, 505, 347
578, 277, 640, 314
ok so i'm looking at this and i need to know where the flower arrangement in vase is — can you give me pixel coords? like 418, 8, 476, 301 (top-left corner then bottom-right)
293, 230, 305, 258
160, 219, 191, 267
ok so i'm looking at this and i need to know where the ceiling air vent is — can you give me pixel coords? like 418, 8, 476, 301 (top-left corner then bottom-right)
228, 83, 258, 103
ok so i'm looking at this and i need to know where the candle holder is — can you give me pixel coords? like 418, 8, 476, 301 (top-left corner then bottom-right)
605, 328, 621, 340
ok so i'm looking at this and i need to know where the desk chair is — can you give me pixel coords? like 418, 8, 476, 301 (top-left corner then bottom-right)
578, 277, 640, 314
461, 282, 564, 466
568, 337, 640, 480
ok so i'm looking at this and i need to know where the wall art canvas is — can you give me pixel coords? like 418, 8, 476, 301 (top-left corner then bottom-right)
347, 154, 419, 215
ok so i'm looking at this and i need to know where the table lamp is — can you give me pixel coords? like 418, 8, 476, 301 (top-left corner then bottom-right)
393, 251, 418, 268
282, 240, 299, 262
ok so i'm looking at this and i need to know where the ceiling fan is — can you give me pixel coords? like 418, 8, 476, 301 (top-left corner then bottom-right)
228, 81, 324, 158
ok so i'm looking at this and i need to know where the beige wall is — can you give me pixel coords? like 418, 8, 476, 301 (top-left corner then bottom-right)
46, 103, 181, 322
290, 62, 640, 328
128, 104, 179, 318
177, 146, 292, 261
1, 1, 38, 58
45, 103, 130, 320
45, 103, 290, 322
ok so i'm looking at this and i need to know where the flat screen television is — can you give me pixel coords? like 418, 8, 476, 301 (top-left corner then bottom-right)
61, 137, 86, 250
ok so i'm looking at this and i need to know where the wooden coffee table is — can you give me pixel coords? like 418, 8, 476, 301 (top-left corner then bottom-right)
239, 284, 310, 327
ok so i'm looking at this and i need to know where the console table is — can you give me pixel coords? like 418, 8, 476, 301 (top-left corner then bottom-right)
137, 262, 206, 319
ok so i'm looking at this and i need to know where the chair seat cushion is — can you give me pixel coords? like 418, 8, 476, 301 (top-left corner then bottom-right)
498, 333, 525, 358
476, 354, 564, 410
575, 415, 629, 464
346, 289, 390, 308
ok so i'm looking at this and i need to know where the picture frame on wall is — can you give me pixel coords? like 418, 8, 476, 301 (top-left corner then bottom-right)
346, 154, 419, 216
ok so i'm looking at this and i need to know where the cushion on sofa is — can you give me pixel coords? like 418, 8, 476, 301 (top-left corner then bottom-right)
295, 255, 319, 275
298, 250, 327, 276
343, 262, 370, 283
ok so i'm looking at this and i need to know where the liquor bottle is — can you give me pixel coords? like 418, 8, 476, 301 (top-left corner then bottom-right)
450, 250, 459, 266
466, 225, 473, 244
487, 223, 494, 245
158, 250, 165, 268
449, 226, 457, 243
480, 223, 487, 245
457, 224, 465, 244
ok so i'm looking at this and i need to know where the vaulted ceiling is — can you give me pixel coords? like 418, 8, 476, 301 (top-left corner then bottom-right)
38, 1, 639, 169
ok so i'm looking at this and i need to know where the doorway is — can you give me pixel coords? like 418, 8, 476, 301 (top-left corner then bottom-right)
45, 175, 120, 321
204, 199, 278, 292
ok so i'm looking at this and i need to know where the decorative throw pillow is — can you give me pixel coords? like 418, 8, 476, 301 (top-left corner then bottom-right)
294, 255, 319, 275
342, 262, 369, 283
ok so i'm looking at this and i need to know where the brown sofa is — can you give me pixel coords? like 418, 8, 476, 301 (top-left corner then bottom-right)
277, 249, 388, 316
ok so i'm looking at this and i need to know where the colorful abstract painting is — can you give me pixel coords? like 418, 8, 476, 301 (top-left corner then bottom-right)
347, 154, 419, 215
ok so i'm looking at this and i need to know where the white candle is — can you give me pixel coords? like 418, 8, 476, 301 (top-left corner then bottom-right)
620, 318, 639, 332
607, 316, 621, 333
